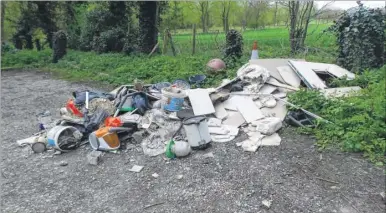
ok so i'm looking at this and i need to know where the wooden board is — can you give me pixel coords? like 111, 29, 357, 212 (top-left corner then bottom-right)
188, 89, 215, 116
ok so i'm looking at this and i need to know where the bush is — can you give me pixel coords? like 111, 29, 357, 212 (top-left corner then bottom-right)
328, 6, 385, 73
224, 29, 243, 60
91, 28, 125, 54
288, 66, 386, 164
52, 30, 68, 63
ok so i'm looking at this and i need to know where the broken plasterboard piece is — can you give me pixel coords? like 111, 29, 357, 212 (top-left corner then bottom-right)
276, 65, 301, 88
261, 133, 281, 146
129, 165, 144, 173
259, 84, 277, 94
188, 89, 216, 116
288, 60, 328, 89
249, 59, 305, 83
260, 98, 288, 121
320, 86, 361, 98
266, 78, 299, 91
303, 62, 355, 80
207, 118, 222, 127
233, 96, 265, 123
214, 102, 228, 120
253, 117, 282, 135
223, 111, 246, 127
208, 127, 229, 135
222, 96, 238, 111
272, 91, 287, 99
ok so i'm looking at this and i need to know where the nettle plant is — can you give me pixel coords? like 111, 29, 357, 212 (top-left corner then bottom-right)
328, 6, 385, 73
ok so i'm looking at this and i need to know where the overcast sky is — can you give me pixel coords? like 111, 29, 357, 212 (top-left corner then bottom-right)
317, 1, 385, 10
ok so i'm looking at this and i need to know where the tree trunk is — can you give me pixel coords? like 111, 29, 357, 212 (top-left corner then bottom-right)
289, 1, 300, 54
1, 1, 5, 42
274, 2, 278, 26
300, 2, 313, 48
25, 34, 33, 49
138, 1, 158, 54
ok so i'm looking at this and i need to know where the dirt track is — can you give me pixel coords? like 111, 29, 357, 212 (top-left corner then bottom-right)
1, 70, 385, 213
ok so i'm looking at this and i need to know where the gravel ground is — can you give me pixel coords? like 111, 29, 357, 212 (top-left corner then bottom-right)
1, 70, 385, 213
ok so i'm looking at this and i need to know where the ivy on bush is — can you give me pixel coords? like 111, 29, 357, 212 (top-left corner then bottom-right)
52, 30, 68, 63
224, 29, 243, 60
328, 6, 385, 73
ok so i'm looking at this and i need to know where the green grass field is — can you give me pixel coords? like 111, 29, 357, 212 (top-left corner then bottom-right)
162, 24, 335, 59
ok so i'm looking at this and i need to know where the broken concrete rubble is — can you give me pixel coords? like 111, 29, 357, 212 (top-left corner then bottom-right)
253, 117, 282, 135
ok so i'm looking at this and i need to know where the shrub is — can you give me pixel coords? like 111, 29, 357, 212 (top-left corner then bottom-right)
52, 30, 68, 63
288, 66, 386, 164
328, 6, 385, 73
224, 29, 243, 59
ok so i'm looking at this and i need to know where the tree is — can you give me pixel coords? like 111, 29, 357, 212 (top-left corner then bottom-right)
288, 1, 314, 53
138, 1, 158, 54
198, 1, 210, 33
1, 1, 5, 42
221, 1, 232, 33
34, 1, 58, 48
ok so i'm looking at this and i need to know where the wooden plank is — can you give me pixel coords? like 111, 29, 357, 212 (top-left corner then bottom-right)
188, 89, 215, 116
288, 60, 327, 89
276, 65, 301, 88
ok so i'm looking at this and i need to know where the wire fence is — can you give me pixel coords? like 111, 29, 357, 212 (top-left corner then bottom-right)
159, 29, 337, 61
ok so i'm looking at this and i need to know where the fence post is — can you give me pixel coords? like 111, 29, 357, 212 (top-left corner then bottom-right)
192, 24, 196, 55
167, 29, 176, 56
162, 29, 169, 55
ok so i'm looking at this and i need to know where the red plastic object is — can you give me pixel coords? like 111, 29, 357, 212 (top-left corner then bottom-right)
66, 99, 83, 117
105, 117, 122, 127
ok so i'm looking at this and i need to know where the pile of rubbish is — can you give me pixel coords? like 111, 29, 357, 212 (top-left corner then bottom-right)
17, 58, 359, 164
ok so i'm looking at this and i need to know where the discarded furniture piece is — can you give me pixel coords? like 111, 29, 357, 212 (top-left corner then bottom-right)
182, 116, 211, 150
288, 60, 328, 89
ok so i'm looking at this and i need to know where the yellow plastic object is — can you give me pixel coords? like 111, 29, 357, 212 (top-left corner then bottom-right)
94, 127, 120, 149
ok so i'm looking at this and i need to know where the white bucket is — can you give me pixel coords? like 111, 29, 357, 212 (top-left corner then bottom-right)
161, 87, 187, 112
47, 126, 82, 151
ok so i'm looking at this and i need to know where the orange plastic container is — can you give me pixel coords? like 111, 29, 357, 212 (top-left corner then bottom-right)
91, 127, 120, 150
104, 117, 122, 127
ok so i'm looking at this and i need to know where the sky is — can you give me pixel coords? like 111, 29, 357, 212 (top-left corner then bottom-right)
317, 1, 385, 10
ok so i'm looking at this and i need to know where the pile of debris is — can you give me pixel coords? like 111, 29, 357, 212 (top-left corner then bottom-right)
16, 58, 359, 164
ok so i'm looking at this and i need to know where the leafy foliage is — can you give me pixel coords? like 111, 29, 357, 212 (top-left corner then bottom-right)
224, 29, 243, 60
91, 28, 126, 54
288, 66, 386, 164
52, 30, 67, 63
328, 6, 385, 72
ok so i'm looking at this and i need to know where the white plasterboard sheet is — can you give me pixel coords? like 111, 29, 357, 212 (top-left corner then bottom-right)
303, 62, 355, 80
288, 60, 327, 89
261, 133, 281, 146
222, 96, 238, 111
214, 103, 228, 120
249, 59, 305, 83
267, 78, 299, 91
276, 65, 301, 88
320, 86, 361, 98
223, 111, 246, 127
188, 89, 215, 116
259, 84, 277, 94
261, 98, 288, 121
233, 96, 264, 123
